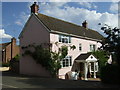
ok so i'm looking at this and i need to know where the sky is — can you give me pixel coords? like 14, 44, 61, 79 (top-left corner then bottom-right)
0, 1, 119, 44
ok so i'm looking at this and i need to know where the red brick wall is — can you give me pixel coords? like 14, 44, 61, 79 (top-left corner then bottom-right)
5, 44, 11, 63
2, 38, 20, 63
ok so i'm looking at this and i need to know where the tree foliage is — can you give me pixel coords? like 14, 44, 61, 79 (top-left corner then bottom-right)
91, 50, 108, 69
100, 24, 120, 65
99, 24, 120, 84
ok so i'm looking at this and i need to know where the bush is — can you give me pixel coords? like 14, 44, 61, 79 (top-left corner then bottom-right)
100, 64, 120, 84
9, 54, 20, 73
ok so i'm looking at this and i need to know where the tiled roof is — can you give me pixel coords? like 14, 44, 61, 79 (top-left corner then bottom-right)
0, 42, 11, 49
36, 13, 103, 40
75, 53, 91, 60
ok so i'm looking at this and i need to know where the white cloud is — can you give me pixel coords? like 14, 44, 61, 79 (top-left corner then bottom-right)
39, 2, 118, 35
14, 12, 30, 26
110, 2, 118, 13
0, 29, 12, 39
79, 2, 97, 9
15, 20, 23, 26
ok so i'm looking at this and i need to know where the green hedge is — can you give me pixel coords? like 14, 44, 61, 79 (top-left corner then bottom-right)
100, 64, 120, 84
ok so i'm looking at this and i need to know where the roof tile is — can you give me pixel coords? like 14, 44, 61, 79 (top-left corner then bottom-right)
36, 13, 103, 40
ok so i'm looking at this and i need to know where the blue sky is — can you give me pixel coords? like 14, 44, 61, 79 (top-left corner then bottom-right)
1, 1, 119, 44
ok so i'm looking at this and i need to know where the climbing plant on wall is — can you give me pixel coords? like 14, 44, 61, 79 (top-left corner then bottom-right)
22, 44, 68, 77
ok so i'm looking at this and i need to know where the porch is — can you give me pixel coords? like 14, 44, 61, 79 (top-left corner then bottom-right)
75, 53, 99, 80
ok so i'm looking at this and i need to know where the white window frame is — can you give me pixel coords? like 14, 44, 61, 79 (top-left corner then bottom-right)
79, 43, 82, 51
61, 56, 72, 68
59, 35, 71, 43
90, 62, 98, 72
90, 44, 96, 52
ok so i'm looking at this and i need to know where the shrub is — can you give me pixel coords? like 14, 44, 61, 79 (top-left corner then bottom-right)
91, 50, 108, 77
100, 64, 119, 84
9, 54, 20, 73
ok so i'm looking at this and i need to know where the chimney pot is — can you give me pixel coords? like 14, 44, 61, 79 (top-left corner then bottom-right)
11, 37, 16, 44
30, 2, 39, 15
82, 20, 88, 29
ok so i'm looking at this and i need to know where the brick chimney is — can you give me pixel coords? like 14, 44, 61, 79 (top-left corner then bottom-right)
82, 20, 88, 29
11, 37, 16, 59
30, 2, 39, 15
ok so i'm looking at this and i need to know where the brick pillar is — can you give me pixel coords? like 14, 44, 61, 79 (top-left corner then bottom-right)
11, 37, 16, 59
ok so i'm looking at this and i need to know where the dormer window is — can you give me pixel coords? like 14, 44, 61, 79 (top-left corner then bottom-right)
59, 35, 71, 43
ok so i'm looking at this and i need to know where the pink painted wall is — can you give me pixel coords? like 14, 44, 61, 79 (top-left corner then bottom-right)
50, 33, 102, 79
19, 14, 102, 78
20, 15, 51, 77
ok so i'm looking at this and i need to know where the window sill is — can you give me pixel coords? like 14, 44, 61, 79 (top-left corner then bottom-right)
61, 66, 72, 69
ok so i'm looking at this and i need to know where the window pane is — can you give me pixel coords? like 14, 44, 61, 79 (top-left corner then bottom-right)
79, 43, 82, 51
70, 56, 72, 66
63, 61, 65, 67
59, 35, 71, 43
61, 56, 72, 67
91, 62, 94, 71
90, 44, 96, 51
93, 45, 96, 51
64, 38, 68, 43
59, 35, 61, 42
62, 38, 65, 43
66, 59, 69, 66
69, 37, 71, 43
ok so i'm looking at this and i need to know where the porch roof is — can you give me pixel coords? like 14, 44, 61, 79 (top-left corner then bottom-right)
75, 53, 97, 62
75, 53, 91, 61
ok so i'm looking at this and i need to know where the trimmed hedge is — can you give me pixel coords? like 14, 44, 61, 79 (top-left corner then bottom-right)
100, 64, 120, 84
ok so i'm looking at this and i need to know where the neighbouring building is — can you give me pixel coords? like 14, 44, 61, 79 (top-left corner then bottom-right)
0, 37, 20, 63
19, 2, 103, 80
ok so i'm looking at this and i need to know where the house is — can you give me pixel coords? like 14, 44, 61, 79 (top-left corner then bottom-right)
19, 2, 103, 80
0, 37, 19, 63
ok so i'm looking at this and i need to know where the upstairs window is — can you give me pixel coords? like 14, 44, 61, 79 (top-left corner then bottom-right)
90, 44, 96, 52
61, 56, 72, 68
79, 43, 82, 51
59, 35, 71, 43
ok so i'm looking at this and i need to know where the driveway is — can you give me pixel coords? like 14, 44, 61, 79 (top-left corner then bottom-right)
1, 71, 119, 89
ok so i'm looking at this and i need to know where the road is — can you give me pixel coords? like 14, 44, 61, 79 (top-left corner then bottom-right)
1, 71, 119, 89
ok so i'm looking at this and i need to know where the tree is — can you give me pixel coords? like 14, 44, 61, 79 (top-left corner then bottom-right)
100, 24, 120, 65
99, 24, 120, 84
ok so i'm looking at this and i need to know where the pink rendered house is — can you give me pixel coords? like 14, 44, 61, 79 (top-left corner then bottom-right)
19, 2, 103, 80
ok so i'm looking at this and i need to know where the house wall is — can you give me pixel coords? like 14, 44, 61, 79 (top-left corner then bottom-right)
50, 33, 102, 79
20, 15, 51, 77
